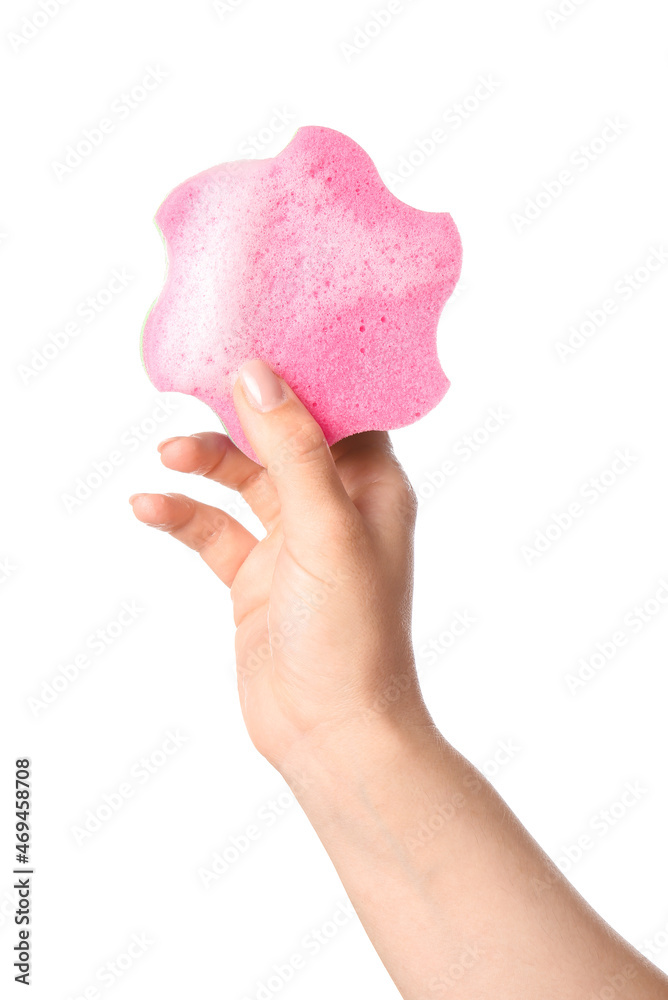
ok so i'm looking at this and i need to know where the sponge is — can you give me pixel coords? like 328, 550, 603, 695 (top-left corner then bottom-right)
141, 125, 462, 462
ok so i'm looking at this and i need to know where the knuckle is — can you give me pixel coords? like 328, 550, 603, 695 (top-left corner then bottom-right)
290, 421, 327, 462
273, 421, 327, 472
193, 510, 228, 551
389, 471, 419, 522
404, 480, 419, 519
238, 468, 266, 494
205, 448, 233, 481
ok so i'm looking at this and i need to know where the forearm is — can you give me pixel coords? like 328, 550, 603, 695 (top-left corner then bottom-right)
279, 699, 668, 1000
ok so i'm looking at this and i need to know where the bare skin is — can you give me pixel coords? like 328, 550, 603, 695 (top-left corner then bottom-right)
131, 359, 668, 1000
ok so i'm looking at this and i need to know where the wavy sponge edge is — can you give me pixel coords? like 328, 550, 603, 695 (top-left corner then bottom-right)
141, 125, 462, 463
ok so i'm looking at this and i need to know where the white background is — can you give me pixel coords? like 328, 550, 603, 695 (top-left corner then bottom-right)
1, 0, 667, 996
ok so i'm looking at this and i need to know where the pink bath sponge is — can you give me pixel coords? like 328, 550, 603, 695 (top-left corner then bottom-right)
141, 125, 462, 462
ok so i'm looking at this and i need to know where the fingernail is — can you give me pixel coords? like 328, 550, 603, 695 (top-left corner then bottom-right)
157, 437, 180, 452
239, 360, 286, 412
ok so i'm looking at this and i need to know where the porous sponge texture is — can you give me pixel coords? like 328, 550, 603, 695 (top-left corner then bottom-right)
142, 125, 462, 462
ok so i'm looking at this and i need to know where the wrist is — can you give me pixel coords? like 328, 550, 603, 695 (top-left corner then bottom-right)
276, 691, 441, 805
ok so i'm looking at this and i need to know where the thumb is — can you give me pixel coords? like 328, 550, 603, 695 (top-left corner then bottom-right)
233, 359, 354, 537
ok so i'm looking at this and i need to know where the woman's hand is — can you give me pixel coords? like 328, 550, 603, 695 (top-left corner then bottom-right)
130, 360, 668, 1000
130, 359, 429, 772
